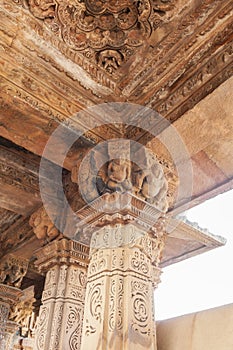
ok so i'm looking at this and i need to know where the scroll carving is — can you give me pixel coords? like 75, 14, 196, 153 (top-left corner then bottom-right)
36, 306, 48, 349
91, 224, 144, 250
109, 277, 123, 331
67, 306, 82, 350
131, 281, 150, 336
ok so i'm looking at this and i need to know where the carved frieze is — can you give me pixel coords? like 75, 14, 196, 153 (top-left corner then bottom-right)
0, 217, 34, 260
0, 209, 20, 235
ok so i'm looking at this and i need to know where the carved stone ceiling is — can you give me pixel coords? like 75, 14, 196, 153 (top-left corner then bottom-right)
0, 0, 232, 284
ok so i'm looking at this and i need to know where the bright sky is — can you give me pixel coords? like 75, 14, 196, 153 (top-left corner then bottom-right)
154, 189, 233, 320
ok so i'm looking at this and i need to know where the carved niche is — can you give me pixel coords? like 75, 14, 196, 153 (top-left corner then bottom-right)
23, 0, 175, 72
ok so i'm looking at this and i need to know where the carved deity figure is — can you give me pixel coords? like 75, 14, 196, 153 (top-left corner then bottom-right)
0, 256, 28, 288
29, 207, 60, 243
107, 158, 132, 192
132, 151, 168, 211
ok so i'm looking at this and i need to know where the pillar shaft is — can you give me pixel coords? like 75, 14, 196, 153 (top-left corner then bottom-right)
0, 301, 9, 347
0, 284, 22, 349
81, 224, 163, 350
4, 321, 19, 349
34, 238, 89, 350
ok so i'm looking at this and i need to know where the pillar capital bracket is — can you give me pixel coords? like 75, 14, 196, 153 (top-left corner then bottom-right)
69, 192, 167, 245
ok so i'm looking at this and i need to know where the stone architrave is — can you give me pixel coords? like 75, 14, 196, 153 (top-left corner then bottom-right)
80, 221, 165, 350
34, 238, 89, 350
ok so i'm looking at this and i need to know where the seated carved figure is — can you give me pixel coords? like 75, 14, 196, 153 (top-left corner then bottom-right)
107, 159, 132, 192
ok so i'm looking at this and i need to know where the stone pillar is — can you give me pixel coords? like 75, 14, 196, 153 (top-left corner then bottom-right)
34, 238, 89, 350
80, 222, 165, 350
69, 142, 169, 349
0, 284, 22, 349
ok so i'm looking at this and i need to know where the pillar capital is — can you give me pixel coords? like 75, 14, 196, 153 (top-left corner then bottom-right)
34, 238, 89, 273
71, 192, 167, 246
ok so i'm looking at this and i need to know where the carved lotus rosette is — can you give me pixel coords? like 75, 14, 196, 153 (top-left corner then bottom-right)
28, 0, 151, 47
24, 0, 176, 72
